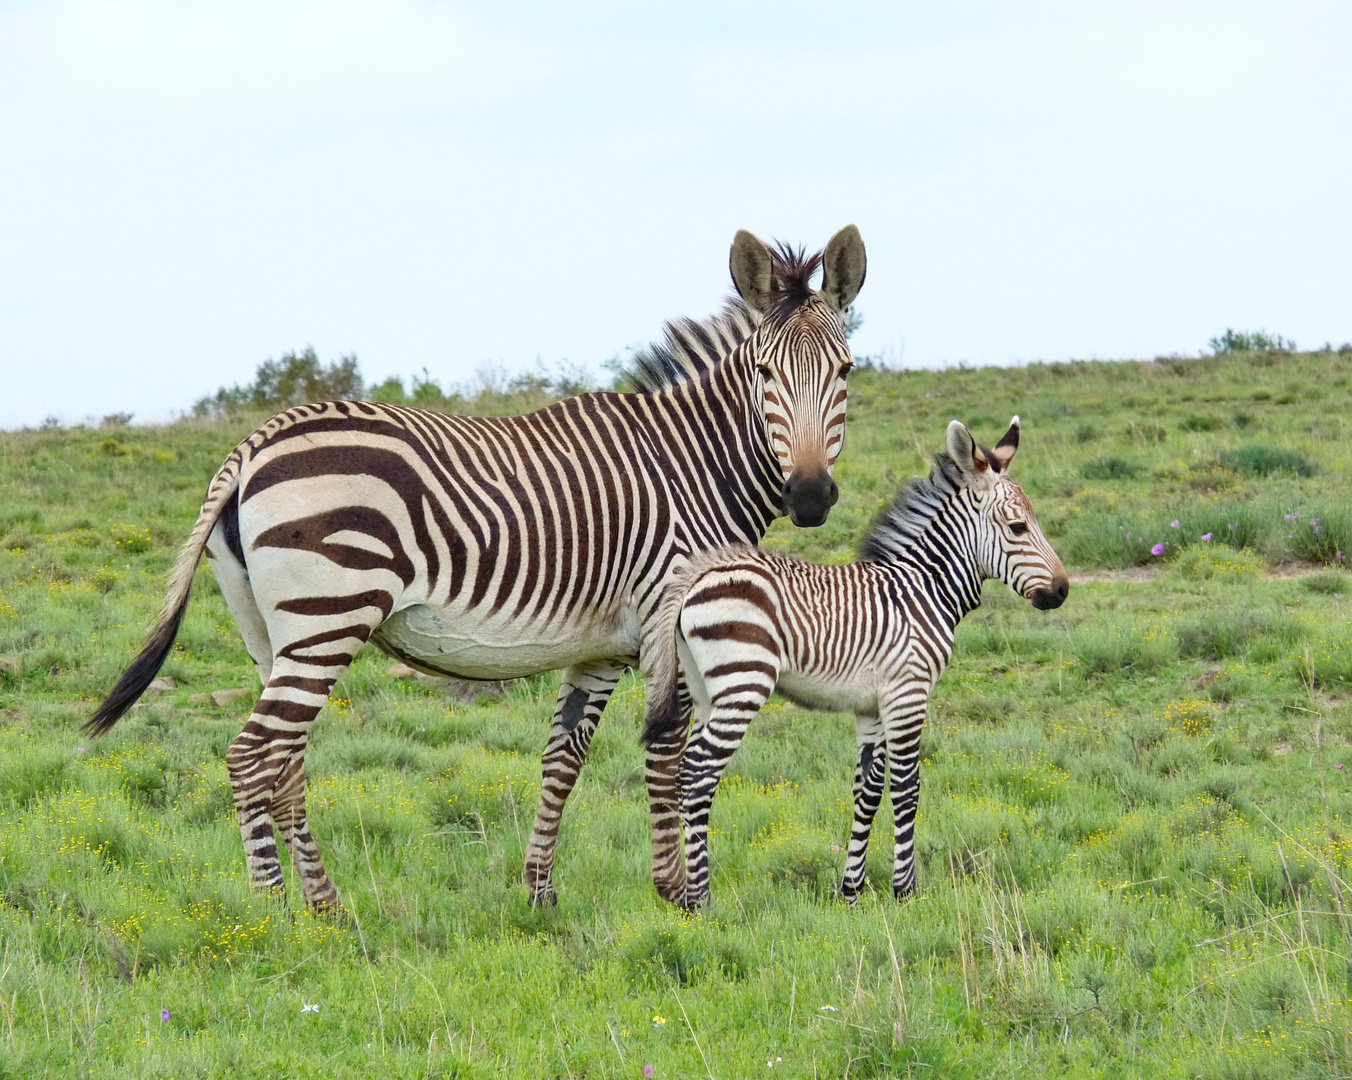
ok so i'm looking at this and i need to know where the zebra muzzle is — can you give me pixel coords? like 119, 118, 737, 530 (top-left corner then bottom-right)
782, 468, 839, 528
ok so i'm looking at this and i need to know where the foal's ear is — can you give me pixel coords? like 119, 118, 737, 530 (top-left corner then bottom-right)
729, 230, 775, 314
989, 416, 1020, 472
946, 420, 989, 478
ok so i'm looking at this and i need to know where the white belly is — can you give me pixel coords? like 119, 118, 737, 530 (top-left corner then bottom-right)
775, 670, 880, 716
372, 603, 640, 680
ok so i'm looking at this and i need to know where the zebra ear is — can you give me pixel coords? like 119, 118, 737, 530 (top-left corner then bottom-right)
730, 230, 775, 314
946, 420, 989, 478
989, 416, 1020, 472
820, 225, 867, 311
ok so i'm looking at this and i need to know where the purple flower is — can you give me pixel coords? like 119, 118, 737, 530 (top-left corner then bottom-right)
1311, 518, 1319, 527
645, 1068, 654, 1078
830, 845, 841, 854
1201, 533, 1212, 542
160, 1009, 171, 1022
1337, 551, 1345, 561
75, 747, 86, 755
1228, 523, 1237, 532
1337, 764, 1345, 771
1170, 520, 1180, 529
1151, 543, 1165, 556
1285, 513, 1296, 522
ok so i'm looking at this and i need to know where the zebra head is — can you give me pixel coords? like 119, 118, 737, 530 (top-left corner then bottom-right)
730, 225, 867, 528
946, 417, 1070, 610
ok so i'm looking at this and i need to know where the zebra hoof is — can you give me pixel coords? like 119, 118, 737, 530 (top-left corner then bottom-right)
892, 882, 916, 902
839, 884, 862, 906
528, 885, 558, 909
310, 898, 352, 925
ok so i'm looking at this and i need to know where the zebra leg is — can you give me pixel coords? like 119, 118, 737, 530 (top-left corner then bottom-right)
883, 688, 930, 900
523, 660, 627, 907
840, 713, 887, 904
225, 644, 368, 912
678, 689, 769, 911
269, 735, 343, 913
644, 682, 691, 906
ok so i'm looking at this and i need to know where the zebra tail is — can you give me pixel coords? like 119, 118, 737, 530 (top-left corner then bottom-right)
85, 450, 244, 736
639, 566, 694, 748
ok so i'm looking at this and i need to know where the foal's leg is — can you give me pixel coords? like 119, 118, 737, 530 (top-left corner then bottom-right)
643, 681, 691, 906
882, 683, 931, 899
523, 659, 627, 906
840, 712, 887, 904
677, 658, 774, 911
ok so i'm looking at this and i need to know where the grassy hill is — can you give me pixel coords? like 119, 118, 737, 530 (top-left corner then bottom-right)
0, 350, 1350, 1077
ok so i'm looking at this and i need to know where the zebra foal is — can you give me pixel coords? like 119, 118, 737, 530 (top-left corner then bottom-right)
644, 417, 1069, 909
88, 226, 867, 914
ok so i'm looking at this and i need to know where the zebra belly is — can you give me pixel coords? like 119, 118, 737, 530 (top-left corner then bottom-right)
774, 670, 879, 716
372, 603, 640, 680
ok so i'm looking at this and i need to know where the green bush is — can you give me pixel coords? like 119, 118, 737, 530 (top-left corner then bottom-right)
1080, 457, 1140, 481
1221, 444, 1317, 478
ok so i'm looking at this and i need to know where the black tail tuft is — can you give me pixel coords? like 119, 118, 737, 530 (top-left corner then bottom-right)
640, 675, 682, 748
84, 604, 187, 737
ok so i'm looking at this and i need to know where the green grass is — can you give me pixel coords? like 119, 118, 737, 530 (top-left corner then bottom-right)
1, 350, 1352, 1077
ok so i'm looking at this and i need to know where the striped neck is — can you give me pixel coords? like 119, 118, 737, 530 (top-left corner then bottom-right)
649, 346, 784, 545
859, 457, 986, 624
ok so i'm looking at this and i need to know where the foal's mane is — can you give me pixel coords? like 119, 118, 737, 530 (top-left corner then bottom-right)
858, 453, 967, 563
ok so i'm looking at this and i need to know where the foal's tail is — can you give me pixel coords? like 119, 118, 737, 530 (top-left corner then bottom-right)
85, 449, 244, 736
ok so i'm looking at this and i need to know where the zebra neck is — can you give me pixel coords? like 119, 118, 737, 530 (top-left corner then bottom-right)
650, 350, 783, 545
890, 535, 986, 626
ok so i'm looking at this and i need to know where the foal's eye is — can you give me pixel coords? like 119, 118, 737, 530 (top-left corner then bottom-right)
1009, 522, 1029, 536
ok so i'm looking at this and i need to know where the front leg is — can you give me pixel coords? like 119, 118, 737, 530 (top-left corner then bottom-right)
839, 713, 887, 904
523, 660, 627, 906
883, 684, 931, 900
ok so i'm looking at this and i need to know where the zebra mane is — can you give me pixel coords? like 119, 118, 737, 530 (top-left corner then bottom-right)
858, 453, 967, 563
624, 242, 825, 394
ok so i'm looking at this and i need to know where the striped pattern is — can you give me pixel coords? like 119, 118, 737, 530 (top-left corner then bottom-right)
88, 226, 867, 913
643, 418, 1069, 909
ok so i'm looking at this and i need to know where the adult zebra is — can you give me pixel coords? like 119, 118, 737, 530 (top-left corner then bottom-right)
643, 418, 1069, 909
88, 226, 867, 913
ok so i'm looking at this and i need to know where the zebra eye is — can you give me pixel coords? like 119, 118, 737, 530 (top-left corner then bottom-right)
1009, 521, 1029, 536
840, 362, 854, 377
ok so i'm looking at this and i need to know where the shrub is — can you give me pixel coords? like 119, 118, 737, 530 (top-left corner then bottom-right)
1220, 444, 1317, 478
193, 348, 364, 418
1302, 570, 1350, 595
1080, 457, 1140, 481
1168, 544, 1266, 582
1180, 413, 1223, 432
1283, 508, 1352, 565
1208, 329, 1295, 354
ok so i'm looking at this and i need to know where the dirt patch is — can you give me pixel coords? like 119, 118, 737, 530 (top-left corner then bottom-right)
1069, 561, 1332, 585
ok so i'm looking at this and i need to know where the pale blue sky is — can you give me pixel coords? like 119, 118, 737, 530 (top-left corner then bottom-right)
2, 1, 1349, 427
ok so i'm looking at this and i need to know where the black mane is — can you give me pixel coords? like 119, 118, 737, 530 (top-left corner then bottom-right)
624, 242, 826, 394
858, 453, 965, 563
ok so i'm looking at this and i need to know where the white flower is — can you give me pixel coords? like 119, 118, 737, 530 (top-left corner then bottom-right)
301, 1003, 320, 1014
819, 1005, 838, 1012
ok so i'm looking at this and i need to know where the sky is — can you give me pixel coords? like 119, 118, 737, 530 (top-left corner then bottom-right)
1, 0, 1349, 427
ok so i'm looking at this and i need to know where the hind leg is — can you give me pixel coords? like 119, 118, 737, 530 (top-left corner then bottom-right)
206, 521, 274, 685
524, 660, 627, 906
227, 629, 373, 911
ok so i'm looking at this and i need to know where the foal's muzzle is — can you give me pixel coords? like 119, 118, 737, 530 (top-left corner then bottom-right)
1030, 576, 1070, 610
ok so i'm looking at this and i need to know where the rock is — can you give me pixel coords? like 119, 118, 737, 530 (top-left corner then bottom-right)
388, 664, 418, 678
211, 689, 252, 708
0, 657, 19, 676
145, 676, 177, 697
1194, 667, 1223, 690
188, 693, 210, 706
